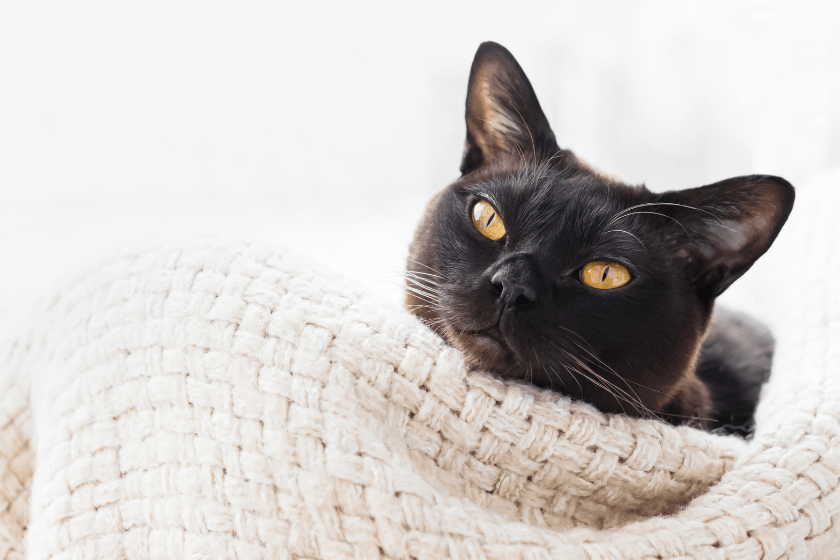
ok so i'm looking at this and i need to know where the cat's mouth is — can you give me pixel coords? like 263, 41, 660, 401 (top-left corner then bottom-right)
446, 323, 523, 374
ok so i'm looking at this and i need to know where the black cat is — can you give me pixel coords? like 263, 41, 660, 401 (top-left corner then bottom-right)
405, 42, 793, 434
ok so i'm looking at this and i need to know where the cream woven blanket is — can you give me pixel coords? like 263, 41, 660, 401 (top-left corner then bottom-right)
1, 174, 839, 559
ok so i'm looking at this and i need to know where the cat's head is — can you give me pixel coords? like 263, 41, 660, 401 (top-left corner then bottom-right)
406, 42, 794, 421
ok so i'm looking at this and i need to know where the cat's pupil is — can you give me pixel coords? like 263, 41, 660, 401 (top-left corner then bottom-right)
485, 213, 496, 227
602, 267, 610, 282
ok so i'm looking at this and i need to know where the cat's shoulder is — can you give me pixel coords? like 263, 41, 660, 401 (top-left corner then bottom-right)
696, 307, 774, 436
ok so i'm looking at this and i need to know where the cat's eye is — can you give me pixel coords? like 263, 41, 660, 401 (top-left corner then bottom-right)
471, 200, 506, 240
581, 261, 631, 290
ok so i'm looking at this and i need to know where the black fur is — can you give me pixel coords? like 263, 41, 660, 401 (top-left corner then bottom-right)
696, 308, 774, 436
406, 42, 794, 433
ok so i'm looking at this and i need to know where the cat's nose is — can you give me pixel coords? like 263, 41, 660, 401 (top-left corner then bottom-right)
491, 269, 538, 310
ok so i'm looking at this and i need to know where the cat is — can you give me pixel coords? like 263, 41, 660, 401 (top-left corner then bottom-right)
405, 42, 793, 434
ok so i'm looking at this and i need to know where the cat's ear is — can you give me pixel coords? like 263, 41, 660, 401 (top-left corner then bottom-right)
655, 175, 794, 298
461, 42, 560, 175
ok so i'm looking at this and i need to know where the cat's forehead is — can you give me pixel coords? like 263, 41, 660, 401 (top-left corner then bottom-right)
464, 167, 641, 223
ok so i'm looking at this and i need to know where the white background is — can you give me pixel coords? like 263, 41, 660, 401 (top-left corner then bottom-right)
1, 1, 839, 334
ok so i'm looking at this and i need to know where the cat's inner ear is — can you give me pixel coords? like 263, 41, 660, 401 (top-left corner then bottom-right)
655, 175, 795, 298
461, 42, 560, 175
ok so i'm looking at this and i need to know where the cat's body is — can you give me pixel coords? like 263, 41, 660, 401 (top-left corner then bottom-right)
405, 42, 792, 433
695, 308, 774, 435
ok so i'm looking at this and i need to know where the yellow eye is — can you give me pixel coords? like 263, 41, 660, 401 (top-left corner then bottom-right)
581, 261, 631, 290
471, 200, 506, 240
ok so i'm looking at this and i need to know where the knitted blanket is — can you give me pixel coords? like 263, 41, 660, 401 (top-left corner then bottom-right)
1, 175, 838, 559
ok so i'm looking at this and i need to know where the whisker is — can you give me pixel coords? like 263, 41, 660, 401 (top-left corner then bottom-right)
561, 349, 651, 417
561, 362, 628, 416
405, 258, 446, 278
606, 202, 736, 232
405, 303, 443, 317
550, 330, 692, 441
599, 229, 647, 252
504, 131, 527, 167
540, 365, 557, 390
405, 291, 439, 305
540, 335, 580, 393
405, 275, 440, 290
543, 332, 656, 421
546, 362, 572, 392
406, 298, 438, 309
555, 332, 652, 407
404, 285, 439, 299
543, 148, 567, 167
404, 290, 439, 306
555, 325, 669, 398
567, 339, 666, 397
405, 270, 443, 280
607, 210, 691, 238
405, 272, 442, 285
654, 410, 717, 423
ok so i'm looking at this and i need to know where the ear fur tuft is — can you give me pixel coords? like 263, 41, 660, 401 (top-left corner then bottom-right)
461, 42, 560, 175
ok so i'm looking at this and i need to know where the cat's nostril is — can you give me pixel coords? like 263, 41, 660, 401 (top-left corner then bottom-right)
492, 282, 537, 310
510, 286, 537, 307
490, 275, 505, 296
491, 268, 537, 309
513, 291, 534, 306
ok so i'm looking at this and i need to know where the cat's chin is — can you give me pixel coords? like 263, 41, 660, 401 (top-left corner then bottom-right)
445, 325, 522, 375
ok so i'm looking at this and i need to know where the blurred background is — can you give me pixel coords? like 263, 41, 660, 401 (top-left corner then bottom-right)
1, 1, 838, 333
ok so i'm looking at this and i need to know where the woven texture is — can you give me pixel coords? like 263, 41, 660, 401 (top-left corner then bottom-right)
1, 173, 839, 559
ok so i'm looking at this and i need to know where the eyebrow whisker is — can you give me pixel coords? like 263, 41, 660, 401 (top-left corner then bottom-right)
599, 229, 647, 252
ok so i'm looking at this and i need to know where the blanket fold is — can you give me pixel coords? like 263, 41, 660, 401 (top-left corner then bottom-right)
1, 174, 838, 559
